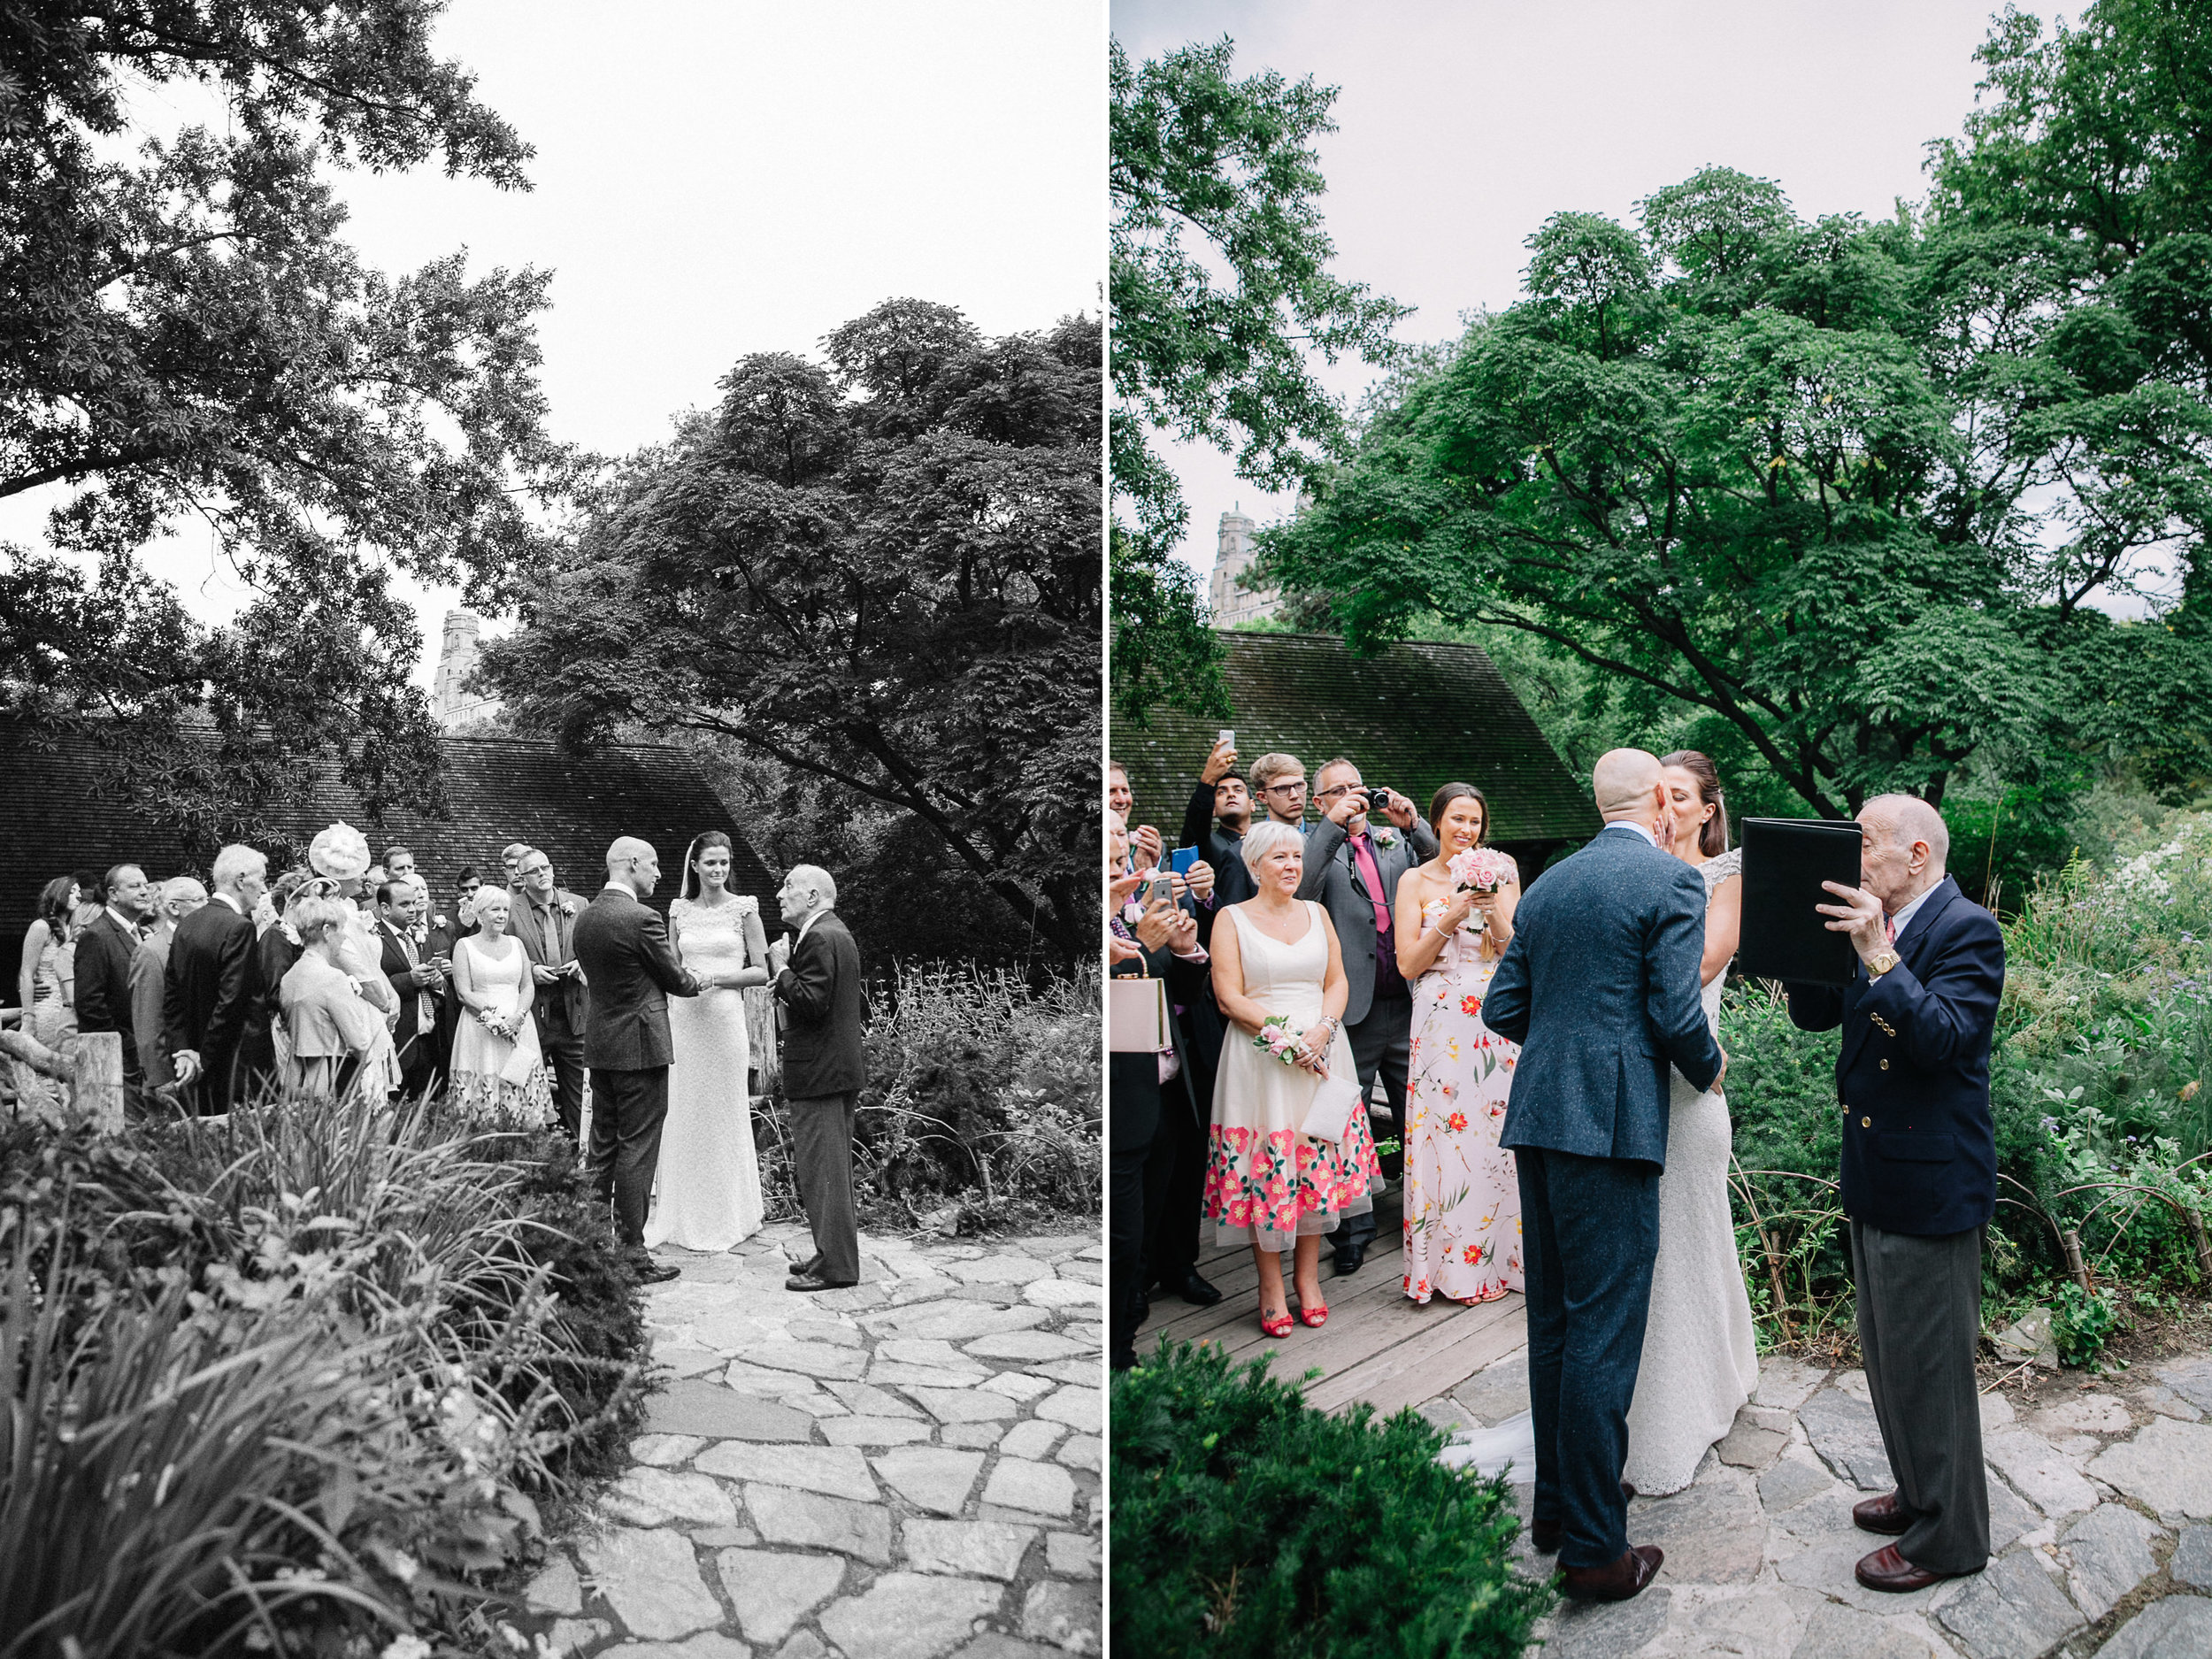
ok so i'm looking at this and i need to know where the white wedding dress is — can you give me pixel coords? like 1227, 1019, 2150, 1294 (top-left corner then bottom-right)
644, 897, 764, 1251
1624, 846, 1761, 1495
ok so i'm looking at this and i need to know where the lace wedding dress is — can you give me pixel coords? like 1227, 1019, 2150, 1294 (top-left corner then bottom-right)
644, 896, 764, 1251
1623, 846, 1761, 1494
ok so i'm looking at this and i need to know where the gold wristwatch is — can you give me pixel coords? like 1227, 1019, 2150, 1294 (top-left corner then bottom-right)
1866, 950, 1898, 981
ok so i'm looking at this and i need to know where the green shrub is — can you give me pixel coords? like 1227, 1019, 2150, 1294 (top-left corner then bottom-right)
1111, 1341, 1552, 1659
2051, 1281, 2122, 1369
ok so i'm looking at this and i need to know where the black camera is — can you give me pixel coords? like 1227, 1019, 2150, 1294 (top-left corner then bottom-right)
1364, 787, 1389, 811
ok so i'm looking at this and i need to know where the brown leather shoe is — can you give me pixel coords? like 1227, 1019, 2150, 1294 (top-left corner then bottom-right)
1528, 1483, 1640, 1554
1855, 1544, 1962, 1594
1852, 1490, 1913, 1535
1561, 1545, 1663, 1601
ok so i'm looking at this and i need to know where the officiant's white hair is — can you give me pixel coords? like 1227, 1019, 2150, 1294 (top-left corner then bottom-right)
1241, 819, 1304, 873
787, 864, 838, 908
1863, 795, 1949, 870
1592, 749, 1664, 818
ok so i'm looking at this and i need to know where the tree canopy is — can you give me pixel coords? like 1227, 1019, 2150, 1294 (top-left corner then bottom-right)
1109, 35, 1405, 724
0, 0, 572, 839
476, 300, 1102, 966
1260, 0, 2212, 820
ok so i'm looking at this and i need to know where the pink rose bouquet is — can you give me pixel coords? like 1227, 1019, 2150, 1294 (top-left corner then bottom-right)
1253, 1015, 1305, 1068
1448, 848, 1516, 894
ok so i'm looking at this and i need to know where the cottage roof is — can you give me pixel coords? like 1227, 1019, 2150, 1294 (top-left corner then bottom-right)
1116, 631, 1599, 847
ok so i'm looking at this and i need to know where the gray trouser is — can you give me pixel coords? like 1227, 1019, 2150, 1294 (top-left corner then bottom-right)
1852, 1219, 1990, 1574
790, 1092, 861, 1285
588, 1065, 669, 1249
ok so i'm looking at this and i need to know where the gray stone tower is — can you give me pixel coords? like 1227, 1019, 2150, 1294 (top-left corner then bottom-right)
1206, 507, 1279, 626
432, 609, 500, 728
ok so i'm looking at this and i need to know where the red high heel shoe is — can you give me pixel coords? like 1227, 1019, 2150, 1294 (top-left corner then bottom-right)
1300, 1300, 1329, 1328
1258, 1303, 1294, 1339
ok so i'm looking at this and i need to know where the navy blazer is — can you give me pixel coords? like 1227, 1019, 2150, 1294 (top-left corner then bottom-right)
1486, 825, 1723, 1167
572, 886, 701, 1071
1785, 875, 2005, 1237
776, 910, 869, 1098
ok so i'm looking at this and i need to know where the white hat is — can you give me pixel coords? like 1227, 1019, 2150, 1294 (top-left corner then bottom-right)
307, 822, 373, 880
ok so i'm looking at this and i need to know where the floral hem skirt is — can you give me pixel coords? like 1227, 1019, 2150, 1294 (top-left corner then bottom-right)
1203, 1118, 1382, 1255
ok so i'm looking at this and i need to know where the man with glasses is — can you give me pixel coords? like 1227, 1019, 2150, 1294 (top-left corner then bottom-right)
511, 847, 590, 1141
1247, 753, 1313, 829
1301, 757, 1435, 1275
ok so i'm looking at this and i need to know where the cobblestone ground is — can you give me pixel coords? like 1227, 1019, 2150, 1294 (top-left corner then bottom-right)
520, 1223, 1103, 1659
1423, 1346, 2212, 1658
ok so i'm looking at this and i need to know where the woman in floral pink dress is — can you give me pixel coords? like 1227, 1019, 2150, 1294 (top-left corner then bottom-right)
1392, 784, 1524, 1304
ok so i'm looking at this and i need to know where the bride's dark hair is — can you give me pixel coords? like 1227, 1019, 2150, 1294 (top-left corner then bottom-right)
678, 830, 735, 902
1658, 750, 1728, 856
1427, 782, 1489, 847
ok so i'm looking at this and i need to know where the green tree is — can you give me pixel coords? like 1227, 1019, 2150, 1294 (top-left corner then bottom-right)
1262, 149, 2212, 816
477, 302, 1101, 966
1109, 35, 1406, 723
0, 0, 574, 840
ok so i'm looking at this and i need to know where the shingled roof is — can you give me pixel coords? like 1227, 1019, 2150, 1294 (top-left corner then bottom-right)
0, 723, 776, 945
1117, 631, 1600, 854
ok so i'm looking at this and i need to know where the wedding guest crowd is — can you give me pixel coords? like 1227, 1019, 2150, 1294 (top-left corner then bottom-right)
2, 824, 654, 1131
1106, 738, 1751, 1377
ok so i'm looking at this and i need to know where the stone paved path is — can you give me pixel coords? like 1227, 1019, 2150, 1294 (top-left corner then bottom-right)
519, 1223, 1103, 1659
1421, 1346, 2212, 1657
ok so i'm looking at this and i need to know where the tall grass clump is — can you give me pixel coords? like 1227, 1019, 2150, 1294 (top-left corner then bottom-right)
0, 1086, 650, 1655
757, 959, 1100, 1232
1724, 809, 2212, 1350
1113, 1340, 1552, 1658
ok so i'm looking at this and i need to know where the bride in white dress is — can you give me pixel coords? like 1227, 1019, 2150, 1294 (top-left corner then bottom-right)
1624, 750, 1762, 1495
644, 833, 771, 1252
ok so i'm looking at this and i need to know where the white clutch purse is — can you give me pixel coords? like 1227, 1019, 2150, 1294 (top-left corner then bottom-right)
1299, 1072, 1364, 1144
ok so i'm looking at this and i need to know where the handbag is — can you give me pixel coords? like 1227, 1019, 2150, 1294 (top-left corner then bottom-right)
1108, 973, 1172, 1053
1299, 1071, 1364, 1144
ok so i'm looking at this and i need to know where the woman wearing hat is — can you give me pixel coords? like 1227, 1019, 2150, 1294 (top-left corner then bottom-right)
304, 823, 401, 1094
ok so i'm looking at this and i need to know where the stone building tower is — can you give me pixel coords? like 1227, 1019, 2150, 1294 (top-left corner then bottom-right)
431, 609, 501, 728
1206, 507, 1280, 627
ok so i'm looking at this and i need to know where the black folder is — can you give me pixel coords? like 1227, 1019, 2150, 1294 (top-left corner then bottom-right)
1737, 818, 1865, 985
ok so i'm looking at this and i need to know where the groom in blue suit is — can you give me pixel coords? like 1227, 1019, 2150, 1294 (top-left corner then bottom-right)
1486, 749, 1724, 1601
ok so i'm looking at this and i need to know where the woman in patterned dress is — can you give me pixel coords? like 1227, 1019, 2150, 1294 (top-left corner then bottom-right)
12, 875, 79, 1117
1394, 784, 1525, 1304
1202, 819, 1385, 1337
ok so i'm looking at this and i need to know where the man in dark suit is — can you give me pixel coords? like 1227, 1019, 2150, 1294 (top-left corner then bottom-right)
165, 843, 269, 1116
572, 836, 711, 1285
1485, 749, 1725, 1602
73, 863, 155, 1098
509, 848, 589, 1141
769, 864, 870, 1293
1788, 795, 2005, 1594
373, 878, 445, 1100
1178, 735, 1256, 906
1298, 756, 1437, 1273
132, 876, 206, 1091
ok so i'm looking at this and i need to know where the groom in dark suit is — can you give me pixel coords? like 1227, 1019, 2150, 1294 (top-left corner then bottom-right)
1789, 795, 2005, 1594
1486, 749, 1725, 1602
572, 836, 703, 1286
769, 864, 869, 1293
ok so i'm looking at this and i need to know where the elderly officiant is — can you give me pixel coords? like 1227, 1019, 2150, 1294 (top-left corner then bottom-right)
1784, 795, 2005, 1595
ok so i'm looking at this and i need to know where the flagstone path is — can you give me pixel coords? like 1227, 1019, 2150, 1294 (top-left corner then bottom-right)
1420, 1344, 2212, 1658
518, 1223, 1103, 1659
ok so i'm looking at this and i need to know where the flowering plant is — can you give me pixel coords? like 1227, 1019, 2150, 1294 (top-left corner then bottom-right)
1253, 1015, 1306, 1068
1448, 848, 1517, 895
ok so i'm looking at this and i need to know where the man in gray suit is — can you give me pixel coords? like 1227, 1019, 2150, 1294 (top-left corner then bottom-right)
1297, 756, 1436, 1273
1486, 749, 1726, 1602
769, 864, 869, 1293
572, 835, 713, 1286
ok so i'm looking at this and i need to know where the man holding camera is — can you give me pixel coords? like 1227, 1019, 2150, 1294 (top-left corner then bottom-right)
1300, 756, 1436, 1274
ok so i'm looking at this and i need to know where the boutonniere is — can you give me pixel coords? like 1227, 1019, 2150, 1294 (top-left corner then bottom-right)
559, 897, 579, 917
432, 913, 449, 931
1372, 828, 1401, 849
280, 921, 301, 947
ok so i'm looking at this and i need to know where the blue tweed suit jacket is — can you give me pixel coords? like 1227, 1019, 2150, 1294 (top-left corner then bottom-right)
1485, 825, 1724, 1167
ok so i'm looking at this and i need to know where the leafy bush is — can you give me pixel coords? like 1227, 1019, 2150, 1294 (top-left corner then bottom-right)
0, 1088, 651, 1655
1112, 1341, 1551, 1659
2051, 1282, 2122, 1369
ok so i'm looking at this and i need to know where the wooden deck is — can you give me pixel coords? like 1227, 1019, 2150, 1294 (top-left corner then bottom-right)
1147, 1191, 1528, 1418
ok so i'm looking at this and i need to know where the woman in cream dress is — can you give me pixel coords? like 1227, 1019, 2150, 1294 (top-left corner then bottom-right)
1623, 750, 1760, 1495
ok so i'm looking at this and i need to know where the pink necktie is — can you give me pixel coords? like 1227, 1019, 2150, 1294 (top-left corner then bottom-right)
1348, 833, 1392, 939
1885, 913, 1897, 944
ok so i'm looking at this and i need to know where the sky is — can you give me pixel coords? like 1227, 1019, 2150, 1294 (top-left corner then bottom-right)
1110, 0, 2055, 589
4, 0, 1103, 687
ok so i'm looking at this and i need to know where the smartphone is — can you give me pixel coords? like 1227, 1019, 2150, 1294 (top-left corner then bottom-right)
1217, 728, 1235, 749
1147, 875, 1175, 906
1169, 847, 1199, 875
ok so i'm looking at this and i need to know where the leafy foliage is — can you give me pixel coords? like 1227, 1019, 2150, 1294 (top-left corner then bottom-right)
477, 301, 1100, 964
1109, 36, 1407, 721
1112, 1340, 1551, 1658
0, 1, 579, 849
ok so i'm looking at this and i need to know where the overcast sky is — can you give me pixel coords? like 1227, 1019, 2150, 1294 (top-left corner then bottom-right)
4, 1, 1102, 687
1110, 0, 2047, 588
